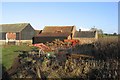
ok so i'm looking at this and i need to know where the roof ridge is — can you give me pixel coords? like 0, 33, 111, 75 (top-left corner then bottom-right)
0, 23, 30, 32
0, 23, 29, 25
45, 26, 74, 27
78, 31, 94, 32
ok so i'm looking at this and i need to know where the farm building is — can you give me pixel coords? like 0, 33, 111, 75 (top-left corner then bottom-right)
73, 29, 98, 44
33, 26, 76, 44
35, 30, 42, 36
0, 23, 35, 45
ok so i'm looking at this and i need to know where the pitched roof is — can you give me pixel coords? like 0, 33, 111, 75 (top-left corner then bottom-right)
42, 26, 74, 33
36, 32, 70, 37
74, 31, 96, 38
0, 23, 30, 32
35, 30, 42, 35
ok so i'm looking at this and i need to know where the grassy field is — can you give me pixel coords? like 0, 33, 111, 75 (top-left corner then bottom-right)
2, 44, 32, 70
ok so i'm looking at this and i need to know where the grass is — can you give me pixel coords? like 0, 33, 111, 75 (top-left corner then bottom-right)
2, 44, 32, 70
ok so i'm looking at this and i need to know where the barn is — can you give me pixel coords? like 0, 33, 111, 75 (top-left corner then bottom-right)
0, 23, 35, 45
33, 26, 76, 44
73, 29, 98, 44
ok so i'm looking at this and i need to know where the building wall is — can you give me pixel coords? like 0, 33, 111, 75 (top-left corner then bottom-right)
71, 26, 76, 39
0, 32, 20, 40
16, 32, 20, 40
95, 31, 98, 39
0, 32, 6, 40
73, 38, 97, 44
33, 36, 68, 44
67, 35, 71, 39
21, 24, 35, 40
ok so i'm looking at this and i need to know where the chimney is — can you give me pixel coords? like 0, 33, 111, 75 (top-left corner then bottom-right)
79, 29, 81, 32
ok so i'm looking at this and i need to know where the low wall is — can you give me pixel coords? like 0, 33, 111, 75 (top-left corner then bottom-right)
0, 40, 33, 45
0, 40, 6, 45
73, 38, 97, 44
16, 40, 32, 45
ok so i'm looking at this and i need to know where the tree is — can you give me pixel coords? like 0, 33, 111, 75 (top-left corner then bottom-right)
90, 27, 103, 34
113, 33, 117, 36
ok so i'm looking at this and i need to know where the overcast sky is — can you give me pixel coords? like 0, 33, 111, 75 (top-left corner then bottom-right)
1, 2, 118, 34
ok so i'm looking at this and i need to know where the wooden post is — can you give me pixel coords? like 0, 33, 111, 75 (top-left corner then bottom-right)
19, 32, 22, 45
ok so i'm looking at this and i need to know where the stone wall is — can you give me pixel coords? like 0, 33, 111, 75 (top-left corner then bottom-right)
72, 26, 76, 39
73, 38, 97, 44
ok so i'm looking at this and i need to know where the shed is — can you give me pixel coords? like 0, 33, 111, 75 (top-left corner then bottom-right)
0, 23, 35, 45
73, 30, 98, 44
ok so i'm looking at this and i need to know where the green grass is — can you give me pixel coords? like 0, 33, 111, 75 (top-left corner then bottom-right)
2, 44, 32, 70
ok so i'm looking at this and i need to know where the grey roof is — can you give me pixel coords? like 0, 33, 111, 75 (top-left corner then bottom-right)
74, 31, 96, 38
0, 23, 30, 32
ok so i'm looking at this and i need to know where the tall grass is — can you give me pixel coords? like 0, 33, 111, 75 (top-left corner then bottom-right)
94, 36, 119, 60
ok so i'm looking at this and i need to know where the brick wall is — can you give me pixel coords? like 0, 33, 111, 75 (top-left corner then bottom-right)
6, 32, 16, 40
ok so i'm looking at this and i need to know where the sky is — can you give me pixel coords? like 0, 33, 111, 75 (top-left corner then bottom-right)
1, 0, 119, 2
118, 2, 120, 34
1, 2, 118, 34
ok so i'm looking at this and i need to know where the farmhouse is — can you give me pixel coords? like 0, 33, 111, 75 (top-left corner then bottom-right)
33, 26, 76, 44
73, 29, 98, 44
0, 23, 35, 45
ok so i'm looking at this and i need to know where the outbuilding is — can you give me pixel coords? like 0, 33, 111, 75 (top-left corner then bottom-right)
33, 26, 76, 44
0, 23, 35, 45
73, 29, 98, 44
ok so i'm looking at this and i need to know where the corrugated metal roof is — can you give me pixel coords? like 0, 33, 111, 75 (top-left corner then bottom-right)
74, 31, 96, 38
0, 23, 30, 32
42, 26, 74, 33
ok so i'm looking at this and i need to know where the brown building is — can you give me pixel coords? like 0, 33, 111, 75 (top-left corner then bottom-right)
33, 26, 76, 44
73, 29, 98, 44
0, 23, 35, 45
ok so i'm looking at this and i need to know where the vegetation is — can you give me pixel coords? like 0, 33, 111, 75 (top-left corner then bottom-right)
2, 36, 119, 79
2, 44, 32, 69
103, 33, 119, 37
94, 36, 119, 60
